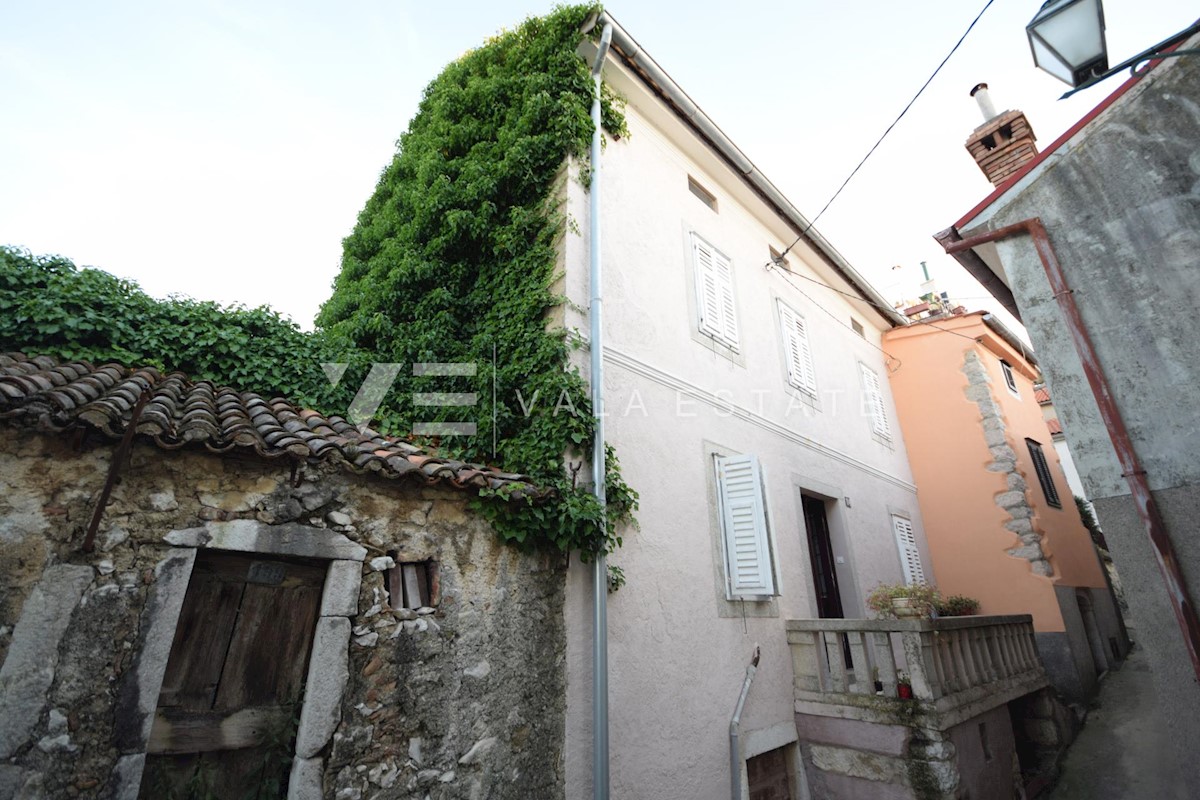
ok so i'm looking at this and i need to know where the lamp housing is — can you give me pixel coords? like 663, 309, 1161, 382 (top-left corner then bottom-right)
1027, 0, 1109, 87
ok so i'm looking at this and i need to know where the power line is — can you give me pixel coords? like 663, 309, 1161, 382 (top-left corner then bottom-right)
768, 261, 980, 344
777, 0, 997, 262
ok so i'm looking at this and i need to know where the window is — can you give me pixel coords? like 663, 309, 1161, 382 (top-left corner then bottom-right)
1026, 439, 1062, 508
386, 557, 439, 609
1000, 359, 1019, 395
715, 454, 776, 599
688, 176, 718, 211
778, 300, 816, 395
859, 363, 891, 440
693, 235, 739, 350
891, 515, 925, 585
851, 318, 865, 338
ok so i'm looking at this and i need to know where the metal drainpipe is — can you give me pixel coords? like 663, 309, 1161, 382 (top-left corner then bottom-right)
729, 645, 761, 800
940, 217, 1200, 681
589, 22, 613, 800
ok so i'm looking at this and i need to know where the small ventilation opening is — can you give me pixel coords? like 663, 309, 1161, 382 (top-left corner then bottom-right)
386, 556, 439, 610
851, 319, 864, 338
688, 176, 718, 212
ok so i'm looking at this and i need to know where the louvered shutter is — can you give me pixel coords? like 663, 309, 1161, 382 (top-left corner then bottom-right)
715, 454, 774, 598
892, 516, 925, 585
779, 301, 816, 394
860, 363, 891, 439
694, 236, 738, 349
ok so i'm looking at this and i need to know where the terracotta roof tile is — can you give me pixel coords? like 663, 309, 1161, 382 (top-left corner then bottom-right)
1034, 387, 1051, 405
1046, 418, 1063, 436
0, 352, 543, 501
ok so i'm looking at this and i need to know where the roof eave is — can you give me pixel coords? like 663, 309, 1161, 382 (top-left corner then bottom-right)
596, 12, 906, 328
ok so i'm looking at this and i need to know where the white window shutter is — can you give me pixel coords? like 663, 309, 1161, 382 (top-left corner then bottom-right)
714, 251, 739, 348
715, 454, 774, 598
693, 236, 738, 349
860, 363, 891, 439
892, 515, 925, 585
779, 301, 816, 394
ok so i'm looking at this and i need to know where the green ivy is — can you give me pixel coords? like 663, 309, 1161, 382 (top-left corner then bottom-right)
318, 2, 636, 556
1, 4, 636, 559
0, 246, 366, 409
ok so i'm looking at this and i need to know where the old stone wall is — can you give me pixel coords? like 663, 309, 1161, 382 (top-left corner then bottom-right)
0, 425, 566, 799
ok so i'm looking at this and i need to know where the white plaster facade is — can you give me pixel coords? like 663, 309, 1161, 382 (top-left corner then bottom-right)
559, 24, 931, 800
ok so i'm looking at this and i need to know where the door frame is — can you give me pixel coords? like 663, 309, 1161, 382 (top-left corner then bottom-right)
109, 520, 366, 800
791, 476, 857, 620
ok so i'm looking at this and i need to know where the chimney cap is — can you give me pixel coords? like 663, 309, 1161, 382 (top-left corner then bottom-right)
970, 82, 989, 97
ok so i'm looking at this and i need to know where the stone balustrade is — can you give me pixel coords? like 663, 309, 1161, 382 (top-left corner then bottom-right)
786, 615, 1047, 722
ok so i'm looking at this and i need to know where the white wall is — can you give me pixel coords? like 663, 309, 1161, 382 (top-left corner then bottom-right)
560, 55, 928, 800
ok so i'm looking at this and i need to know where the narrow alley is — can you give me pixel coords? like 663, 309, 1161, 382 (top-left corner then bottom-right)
1046, 645, 1187, 800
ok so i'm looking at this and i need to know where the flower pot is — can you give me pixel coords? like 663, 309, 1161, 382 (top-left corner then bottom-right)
892, 597, 921, 618
898, 683, 914, 700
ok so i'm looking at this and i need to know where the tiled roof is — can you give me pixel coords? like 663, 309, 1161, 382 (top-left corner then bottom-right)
1034, 387, 1051, 405
0, 353, 543, 499
1046, 418, 1063, 436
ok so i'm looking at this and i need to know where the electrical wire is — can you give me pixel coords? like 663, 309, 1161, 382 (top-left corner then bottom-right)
776, 0, 997, 262
768, 261, 981, 344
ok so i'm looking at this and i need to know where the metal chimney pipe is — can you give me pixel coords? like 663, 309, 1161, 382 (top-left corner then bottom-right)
971, 83, 998, 122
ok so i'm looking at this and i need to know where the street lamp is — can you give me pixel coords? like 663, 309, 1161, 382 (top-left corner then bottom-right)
1026, 0, 1108, 88
1027, 0, 1200, 97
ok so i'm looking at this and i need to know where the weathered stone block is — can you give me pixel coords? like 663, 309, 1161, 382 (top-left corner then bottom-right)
794, 714, 908, 756
0, 563, 93, 759
810, 744, 905, 783
105, 753, 146, 800
321, 560, 363, 618
296, 617, 351, 758
994, 491, 1027, 509
165, 520, 367, 561
114, 548, 196, 753
287, 756, 325, 800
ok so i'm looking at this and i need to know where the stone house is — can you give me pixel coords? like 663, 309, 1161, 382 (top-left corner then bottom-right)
564, 13, 936, 800
0, 352, 565, 799
883, 311, 1128, 703
935, 29, 1200, 787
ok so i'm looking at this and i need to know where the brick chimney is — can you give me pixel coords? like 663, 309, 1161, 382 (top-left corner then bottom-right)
964, 83, 1039, 187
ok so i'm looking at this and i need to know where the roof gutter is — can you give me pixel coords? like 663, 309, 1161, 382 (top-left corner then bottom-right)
981, 313, 1036, 368
934, 226, 1021, 319
597, 12, 905, 328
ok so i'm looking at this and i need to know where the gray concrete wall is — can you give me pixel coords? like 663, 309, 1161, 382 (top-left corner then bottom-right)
947, 704, 1015, 800
959, 46, 1200, 786
0, 427, 566, 800
1033, 631, 1089, 705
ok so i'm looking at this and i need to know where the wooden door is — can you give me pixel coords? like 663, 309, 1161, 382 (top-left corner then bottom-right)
139, 551, 325, 800
802, 495, 844, 619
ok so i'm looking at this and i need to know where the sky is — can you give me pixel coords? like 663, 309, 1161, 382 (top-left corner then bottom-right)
2, 0, 1196, 335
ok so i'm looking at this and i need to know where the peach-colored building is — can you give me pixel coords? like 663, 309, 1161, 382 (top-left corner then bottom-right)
884, 311, 1128, 701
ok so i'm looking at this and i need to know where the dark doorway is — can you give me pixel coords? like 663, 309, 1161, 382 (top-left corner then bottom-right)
140, 551, 326, 799
747, 746, 794, 800
802, 494, 844, 619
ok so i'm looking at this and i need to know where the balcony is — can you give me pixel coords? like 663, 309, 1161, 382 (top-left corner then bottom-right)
786, 615, 1049, 726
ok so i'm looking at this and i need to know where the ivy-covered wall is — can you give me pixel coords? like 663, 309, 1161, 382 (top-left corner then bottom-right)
0, 4, 635, 556
316, 3, 634, 554
0, 246, 360, 411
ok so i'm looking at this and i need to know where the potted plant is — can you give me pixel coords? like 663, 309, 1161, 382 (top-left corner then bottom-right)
935, 594, 981, 617
897, 671, 914, 700
865, 582, 940, 619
